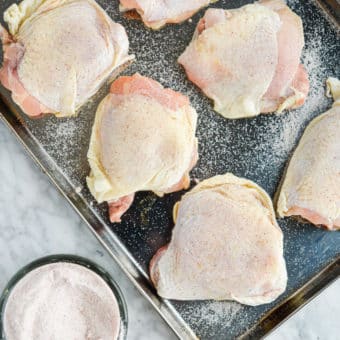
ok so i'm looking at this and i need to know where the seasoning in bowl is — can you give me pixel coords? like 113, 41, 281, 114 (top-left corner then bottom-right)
1, 257, 127, 340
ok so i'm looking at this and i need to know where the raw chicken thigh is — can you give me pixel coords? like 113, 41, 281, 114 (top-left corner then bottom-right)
178, 0, 309, 119
119, 0, 216, 29
277, 78, 340, 231
150, 173, 287, 305
87, 73, 198, 222
0, 0, 132, 117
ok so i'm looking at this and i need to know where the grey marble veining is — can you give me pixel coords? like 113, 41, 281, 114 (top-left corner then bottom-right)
0, 121, 339, 339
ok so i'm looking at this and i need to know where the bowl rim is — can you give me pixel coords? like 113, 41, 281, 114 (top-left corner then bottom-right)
0, 254, 128, 340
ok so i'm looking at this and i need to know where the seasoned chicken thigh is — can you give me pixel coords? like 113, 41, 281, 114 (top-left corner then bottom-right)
119, 0, 216, 29
0, 0, 132, 117
277, 78, 340, 231
150, 174, 287, 305
178, 0, 309, 119
87, 73, 198, 222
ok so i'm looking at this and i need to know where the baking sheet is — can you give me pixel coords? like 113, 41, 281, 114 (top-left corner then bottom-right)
0, 0, 339, 338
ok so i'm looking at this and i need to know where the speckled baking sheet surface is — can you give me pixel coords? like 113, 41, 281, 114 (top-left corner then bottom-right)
0, 0, 339, 339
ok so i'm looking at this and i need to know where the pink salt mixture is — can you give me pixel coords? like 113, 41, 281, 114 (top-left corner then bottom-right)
3, 262, 121, 340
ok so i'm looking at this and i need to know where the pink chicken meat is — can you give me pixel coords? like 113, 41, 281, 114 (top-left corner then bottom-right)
0, 29, 50, 116
87, 73, 198, 222
178, 0, 309, 119
260, 0, 309, 112
150, 173, 287, 305
119, 0, 217, 29
0, 0, 132, 118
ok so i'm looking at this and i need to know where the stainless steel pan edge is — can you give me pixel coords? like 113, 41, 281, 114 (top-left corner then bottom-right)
316, 0, 340, 22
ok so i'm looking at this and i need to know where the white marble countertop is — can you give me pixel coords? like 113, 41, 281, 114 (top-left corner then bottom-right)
0, 121, 339, 340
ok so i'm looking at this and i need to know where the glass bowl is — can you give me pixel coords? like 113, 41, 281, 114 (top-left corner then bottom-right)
0, 254, 128, 340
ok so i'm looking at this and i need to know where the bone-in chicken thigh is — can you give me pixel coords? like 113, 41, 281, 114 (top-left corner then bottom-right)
119, 0, 216, 29
178, 0, 309, 119
0, 0, 132, 117
277, 78, 340, 231
87, 73, 198, 222
150, 174, 287, 305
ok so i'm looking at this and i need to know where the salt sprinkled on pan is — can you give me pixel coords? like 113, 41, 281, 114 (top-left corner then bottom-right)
54, 118, 78, 140
181, 301, 242, 328
43, 118, 79, 163
28, 113, 94, 187
269, 32, 330, 161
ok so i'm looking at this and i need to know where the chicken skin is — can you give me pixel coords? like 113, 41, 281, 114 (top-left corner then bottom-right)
150, 173, 287, 305
0, 0, 132, 117
178, 0, 309, 119
277, 78, 340, 231
87, 73, 198, 222
119, 0, 217, 29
